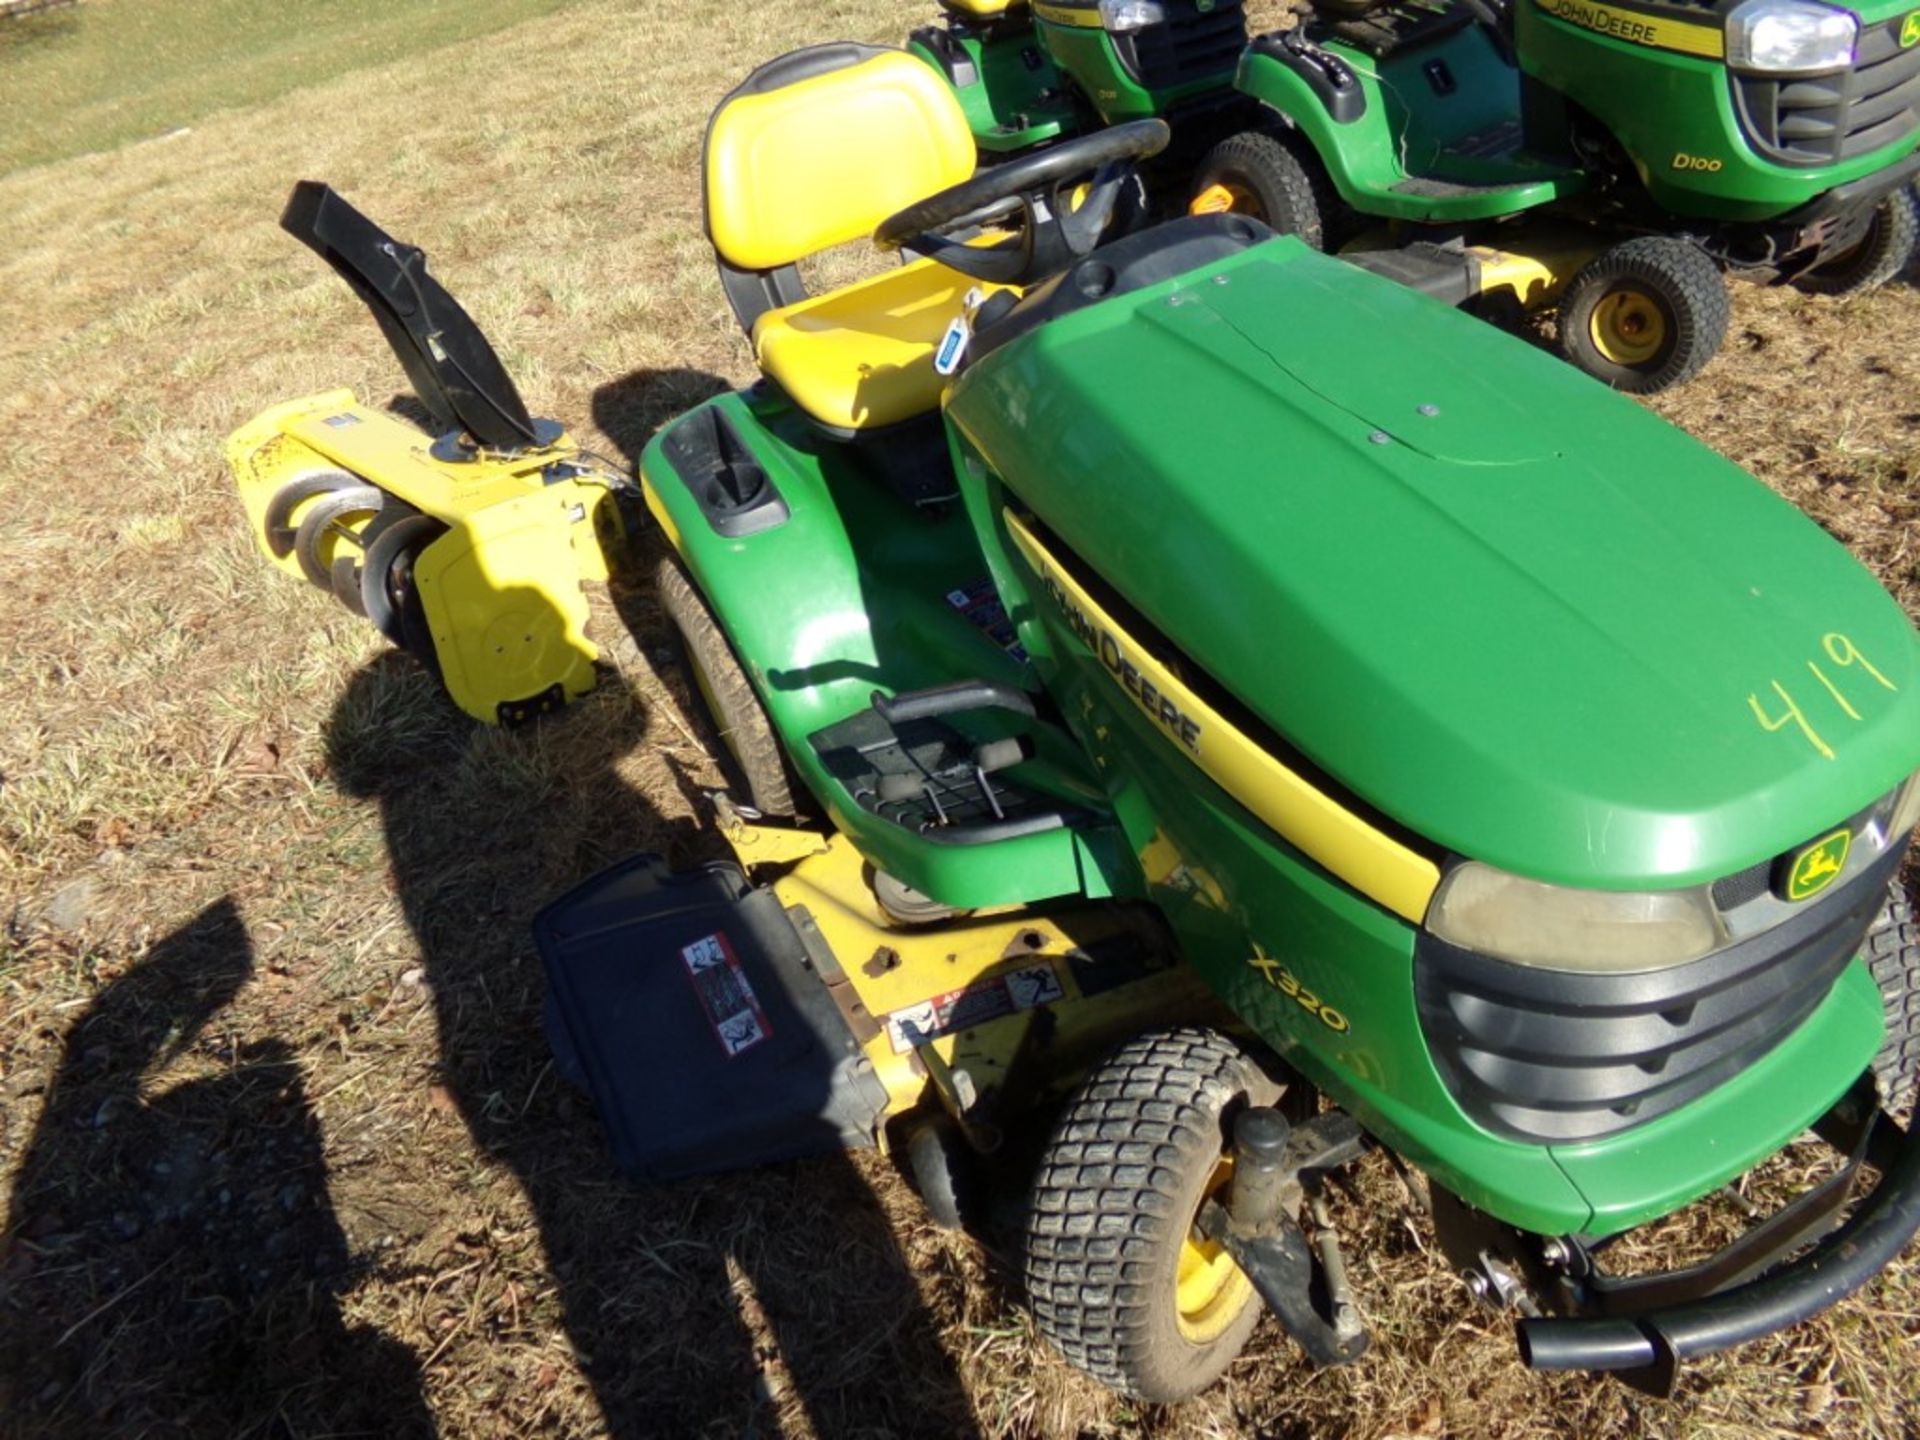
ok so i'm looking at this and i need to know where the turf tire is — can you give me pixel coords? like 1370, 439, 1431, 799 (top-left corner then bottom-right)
1191, 130, 1343, 251
1555, 236, 1729, 393
1867, 887, 1920, 1118
655, 554, 802, 819
1792, 189, 1920, 297
1025, 1027, 1266, 1403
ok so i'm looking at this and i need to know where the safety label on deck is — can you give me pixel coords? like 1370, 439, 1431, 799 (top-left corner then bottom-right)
681, 932, 773, 1058
883, 963, 1064, 1053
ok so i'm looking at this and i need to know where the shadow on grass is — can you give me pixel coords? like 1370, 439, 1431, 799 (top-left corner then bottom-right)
317, 360, 982, 1435
0, 899, 437, 1438
590, 367, 732, 464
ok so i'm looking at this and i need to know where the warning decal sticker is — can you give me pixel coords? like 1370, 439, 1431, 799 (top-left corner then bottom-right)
883, 963, 1065, 1054
947, 578, 1029, 663
681, 932, 774, 1058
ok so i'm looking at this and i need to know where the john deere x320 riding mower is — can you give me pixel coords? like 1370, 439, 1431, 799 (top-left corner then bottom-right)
235, 40, 1920, 1403
1190, 0, 1920, 389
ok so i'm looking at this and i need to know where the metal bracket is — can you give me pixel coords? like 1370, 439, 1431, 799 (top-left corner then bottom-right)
1194, 1106, 1371, 1367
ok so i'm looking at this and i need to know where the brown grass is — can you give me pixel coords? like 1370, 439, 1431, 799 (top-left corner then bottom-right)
0, 2, 1917, 1437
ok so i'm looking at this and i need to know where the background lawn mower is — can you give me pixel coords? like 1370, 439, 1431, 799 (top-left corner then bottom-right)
906, 0, 1254, 162
1189, 0, 1920, 390
234, 40, 1920, 1405
906, 0, 1920, 393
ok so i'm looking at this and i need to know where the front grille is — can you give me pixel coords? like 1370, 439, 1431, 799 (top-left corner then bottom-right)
1732, 18, 1920, 166
1414, 844, 1902, 1145
1710, 856, 1772, 910
1113, 0, 1247, 92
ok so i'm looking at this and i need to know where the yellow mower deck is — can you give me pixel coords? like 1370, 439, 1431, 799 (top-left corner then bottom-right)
717, 809, 1216, 1149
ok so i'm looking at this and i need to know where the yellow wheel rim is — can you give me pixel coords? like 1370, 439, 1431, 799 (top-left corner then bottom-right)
309, 504, 379, 572
1175, 1157, 1255, 1344
1190, 182, 1260, 221
1588, 288, 1669, 367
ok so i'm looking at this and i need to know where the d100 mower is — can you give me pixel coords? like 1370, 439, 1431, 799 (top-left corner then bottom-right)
906, 0, 1253, 159
228, 184, 634, 726
237, 42, 1920, 1402
1192, 0, 1920, 390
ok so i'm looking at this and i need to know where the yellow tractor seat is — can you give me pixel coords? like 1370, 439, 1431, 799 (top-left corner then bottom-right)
704, 43, 987, 433
752, 258, 1009, 433
939, 0, 1027, 16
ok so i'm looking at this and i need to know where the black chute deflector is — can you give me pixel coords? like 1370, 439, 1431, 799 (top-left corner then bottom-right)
280, 181, 536, 450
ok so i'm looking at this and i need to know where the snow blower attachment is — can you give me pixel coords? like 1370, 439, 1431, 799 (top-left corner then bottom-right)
227, 183, 632, 724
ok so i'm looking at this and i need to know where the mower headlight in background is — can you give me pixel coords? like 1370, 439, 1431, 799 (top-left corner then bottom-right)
1099, 0, 1167, 31
1427, 863, 1728, 973
1725, 0, 1857, 74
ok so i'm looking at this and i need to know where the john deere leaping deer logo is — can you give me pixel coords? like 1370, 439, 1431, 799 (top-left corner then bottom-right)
1902, 10, 1920, 48
1786, 829, 1852, 902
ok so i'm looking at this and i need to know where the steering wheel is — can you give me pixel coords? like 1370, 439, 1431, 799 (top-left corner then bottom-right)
875, 119, 1170, 288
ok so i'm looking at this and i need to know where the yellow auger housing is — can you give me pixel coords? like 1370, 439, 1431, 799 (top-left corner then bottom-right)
229, 389, 628, 724
229, 183, 637, 724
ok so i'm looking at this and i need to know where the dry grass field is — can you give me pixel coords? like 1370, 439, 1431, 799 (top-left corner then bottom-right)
1, 1, 1918, 1437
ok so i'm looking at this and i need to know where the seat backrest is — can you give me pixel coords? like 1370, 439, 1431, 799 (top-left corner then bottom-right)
704, 44, 976, 326
939, 0, 1027, 16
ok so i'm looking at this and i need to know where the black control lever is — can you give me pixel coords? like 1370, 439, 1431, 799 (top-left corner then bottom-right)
871, 680, 1037, 727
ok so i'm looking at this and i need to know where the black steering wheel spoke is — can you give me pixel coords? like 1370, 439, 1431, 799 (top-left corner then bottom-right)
876, 120, 1169, 290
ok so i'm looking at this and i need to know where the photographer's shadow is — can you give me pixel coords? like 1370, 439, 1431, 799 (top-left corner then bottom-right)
0, 900, 435, 1438
323, 581, 979, 1434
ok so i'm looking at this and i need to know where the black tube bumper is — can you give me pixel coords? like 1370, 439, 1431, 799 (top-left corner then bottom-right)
1778, 148, 1920, 229
1517, 1105, 1920, 1381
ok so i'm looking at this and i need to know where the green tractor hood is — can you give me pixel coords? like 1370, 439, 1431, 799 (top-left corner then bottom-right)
949, 236, 1920, 891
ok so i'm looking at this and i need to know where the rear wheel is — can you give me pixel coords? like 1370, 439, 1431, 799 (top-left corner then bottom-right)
655, 555, 802, 819
1025, 1028, 1266, 1402
1190, 130, 1340, 251
1792, 189, 1920, 297
1555, 236, 1729, 393
1867, 887, 1920, 1118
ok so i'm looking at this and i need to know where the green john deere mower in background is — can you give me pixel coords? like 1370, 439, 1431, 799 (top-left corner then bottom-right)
906, 0, 1920, 392
1191, 0, 1920, 389
235, 40, 1920, 1406
906, 0, 1253, 159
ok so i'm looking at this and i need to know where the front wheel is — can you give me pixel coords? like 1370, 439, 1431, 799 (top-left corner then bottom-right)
1555, 236, 1729, 393
1792, 189, 1920, 297
1025, 1028, 1268, 1402
1868, 887, 1920, 1118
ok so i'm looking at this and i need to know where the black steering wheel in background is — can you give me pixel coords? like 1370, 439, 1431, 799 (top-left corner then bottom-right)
875, 119, 1170, 288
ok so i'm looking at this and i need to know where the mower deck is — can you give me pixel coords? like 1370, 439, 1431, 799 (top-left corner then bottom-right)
536, 822, 1215, 1179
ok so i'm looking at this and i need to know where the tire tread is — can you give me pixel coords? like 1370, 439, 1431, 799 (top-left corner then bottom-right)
1024, 1028, 1259, 1400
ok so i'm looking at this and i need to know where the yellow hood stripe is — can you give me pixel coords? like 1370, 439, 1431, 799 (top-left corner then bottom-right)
1032, 1, 1106, 28
1533, 0, 1725, 59
1006, 512, 1441, 923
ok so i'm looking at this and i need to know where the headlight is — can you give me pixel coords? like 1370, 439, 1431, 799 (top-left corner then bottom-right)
1428, 863, 1728, 973
1099, 0, 1167, 31
1725, 0, 1857, 74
